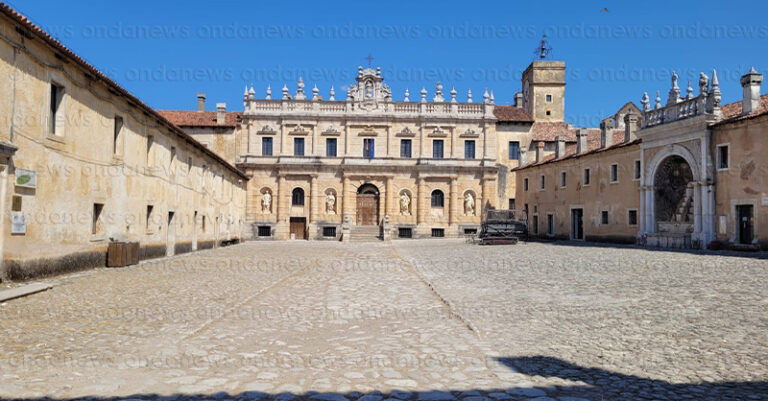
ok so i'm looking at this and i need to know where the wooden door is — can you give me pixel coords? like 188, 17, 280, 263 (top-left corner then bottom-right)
356, 194, 379, 225
571, 208, 584, 240
290, 217, 306, 239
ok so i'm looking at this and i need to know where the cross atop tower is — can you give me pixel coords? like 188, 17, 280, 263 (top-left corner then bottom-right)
534, 35, 553, 59
364, 54, 375, 67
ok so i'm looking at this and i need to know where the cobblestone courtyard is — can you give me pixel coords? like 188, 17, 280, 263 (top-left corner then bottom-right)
1, 240, 767, 400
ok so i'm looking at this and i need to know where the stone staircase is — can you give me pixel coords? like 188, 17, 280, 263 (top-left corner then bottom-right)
348, 225, 381, 242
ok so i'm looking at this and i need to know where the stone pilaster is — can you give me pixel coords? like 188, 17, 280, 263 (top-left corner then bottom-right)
449, 177, 458, 226
310, 175, 318, 223
416, 177, 426, 224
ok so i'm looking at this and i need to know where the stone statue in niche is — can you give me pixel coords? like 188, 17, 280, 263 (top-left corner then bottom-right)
400, 193, 411, 216
326, 193, 336, 214
464, 193, 475, 216
262, 191, 272, 213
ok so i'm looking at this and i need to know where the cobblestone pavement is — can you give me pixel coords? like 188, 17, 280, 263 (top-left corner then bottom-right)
0, 240, 766, 401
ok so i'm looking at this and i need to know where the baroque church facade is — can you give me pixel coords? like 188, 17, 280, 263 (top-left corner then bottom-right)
162, 61, 610, 240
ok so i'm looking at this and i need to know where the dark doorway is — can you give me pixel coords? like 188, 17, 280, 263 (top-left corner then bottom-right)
736, 205, 754, 244
571, 208, 584, 240
654, 156, 694, 225
356, 184, 380, 226
289, 217, 306, 240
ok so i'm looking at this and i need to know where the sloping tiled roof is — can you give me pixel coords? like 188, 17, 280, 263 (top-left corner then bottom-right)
158, 110, 242, 127
514, 129, 635, 171
712, 94, 768, 126
0, 2, 247, 180
493, 105, 534, 122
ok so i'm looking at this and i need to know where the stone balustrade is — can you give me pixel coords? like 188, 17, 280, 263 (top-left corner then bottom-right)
244, 98, 494, 119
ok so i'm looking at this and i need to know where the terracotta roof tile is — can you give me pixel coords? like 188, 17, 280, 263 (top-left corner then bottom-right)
158, 110, 242, 127
713, 94, 768, 126
0, 3, 247, 179
493, 105, 533, 122
515, 129, 635, 171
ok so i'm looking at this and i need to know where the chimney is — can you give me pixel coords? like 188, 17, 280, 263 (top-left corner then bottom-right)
741, 67, 763, 115
514, 91, 524, 108
216, 103, 226, 125
576, 128, 588, 154
536, 142, 544, 163
600, 120, 613, 149
197, 93, 206, 112
624, 111, 639, 142
555, 136, 566, 158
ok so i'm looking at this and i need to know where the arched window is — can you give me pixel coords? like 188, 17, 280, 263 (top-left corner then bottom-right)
431, 190, 444, 208
292, 188, 305, 206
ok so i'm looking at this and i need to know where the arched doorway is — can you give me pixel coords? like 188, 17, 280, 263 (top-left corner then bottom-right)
356, 183, 379, 225
654, 155, 694, 233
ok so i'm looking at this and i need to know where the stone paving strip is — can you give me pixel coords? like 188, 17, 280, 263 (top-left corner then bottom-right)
0, 240, 766, 401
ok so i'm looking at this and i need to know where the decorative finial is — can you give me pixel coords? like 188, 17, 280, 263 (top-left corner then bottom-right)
686, 81, 693, 100
282, 84, 290, 100
295, 77, 306, 100
312, 84, 320, 101
654, 90, 662, 109
490, 90, 495, 104
433, 81, 444, 102
641, 92, 650, 112
420, 87, 427, 103
467, 89, 473, 103
483, 88, 490, 103
710, 69, 721, 108
329, 86, 335, 101
265, 85, 271, 100
244, 85, 248, 96
450, 87, 457, 103
249, 84, 255, 96
364, 54, 374, 67
403, 88, 410, 102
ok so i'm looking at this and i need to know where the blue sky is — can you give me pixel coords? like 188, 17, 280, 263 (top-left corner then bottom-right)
10, 0, 768, 127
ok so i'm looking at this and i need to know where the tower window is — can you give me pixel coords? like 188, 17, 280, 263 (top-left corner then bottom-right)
546, 94, 552, 102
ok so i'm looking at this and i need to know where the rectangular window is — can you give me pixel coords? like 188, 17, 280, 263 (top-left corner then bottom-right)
610, 164, 619, 183
326, 138, 337, 157
547, 214, 554, 236
634, 160, 641, 180
363, 138, 375, 159
523, 178, 529, 191
508, 198, 516, 210
400, 139, 412, 158
717, 144, 729, 170
113, 116, 123, 155
432, 139, 444, 159
508, 141, 520, 160
49, 82, 63, 135
628, 210, 638, 226
146, 135, 154, 167
532, 215, 539, 235
262, 137, 273, 156
601, 210, 609, 225
322, 226, 337, 237
294, 138, 305, 156
464, 140, 475, 159
463, 228, 478, 235
146, 205, 154, 232
258, 225, 271, 237
540, 175, 545, 190
398, 227, 413, 238
92, 203, 104, 235
560, 171, 567, 188
584, 168, 591, 186
431, 228, 445, 238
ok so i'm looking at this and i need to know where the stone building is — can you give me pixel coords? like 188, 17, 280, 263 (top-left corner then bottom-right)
162, 60, 595, 240
0, 4, 248, 280
515, 67, 768, 250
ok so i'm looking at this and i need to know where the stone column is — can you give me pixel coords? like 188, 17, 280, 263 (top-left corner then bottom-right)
647, 187, 655, 234
449, 177, 458, 225
342, 176, 352, 221
310, 175, 318, 223
480, 176, 489, 217
385, 176, 394, 217
277, 175, 286, 222
693, 182, 702, 235
638, 187, 646, 235
416, 177, 426, 224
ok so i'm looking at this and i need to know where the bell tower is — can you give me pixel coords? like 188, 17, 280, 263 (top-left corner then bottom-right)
521, 61, 566, 122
